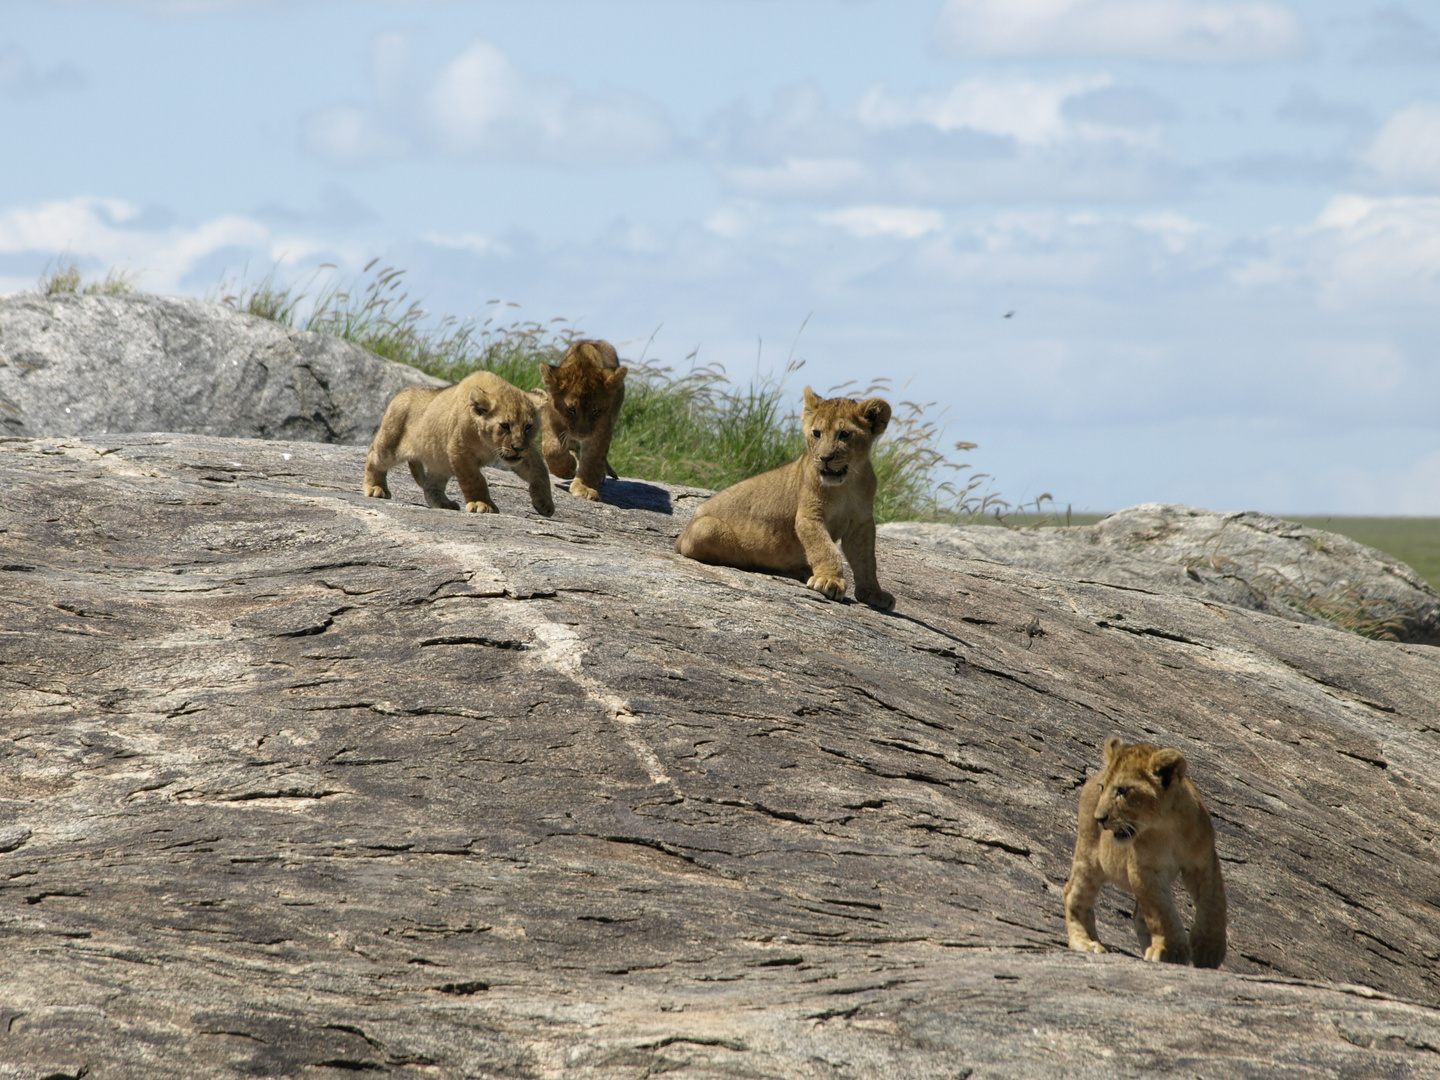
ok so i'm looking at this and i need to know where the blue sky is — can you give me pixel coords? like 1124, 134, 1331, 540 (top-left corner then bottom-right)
4, 0, 1440, 513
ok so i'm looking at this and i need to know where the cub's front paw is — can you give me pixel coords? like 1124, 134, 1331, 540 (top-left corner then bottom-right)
806, 574, 846, 601
363, 483, 390, 499
464, 500, 499, 514
532, 494, 556, 517
1144, 941, 1191, 965
569, 478, 601, 501
1191, 939, 1225, 969
857, 587, 895, 611
1068, 938, 1106, 955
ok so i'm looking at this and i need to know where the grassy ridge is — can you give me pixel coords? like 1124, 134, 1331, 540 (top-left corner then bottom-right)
215, 261, 1028, 524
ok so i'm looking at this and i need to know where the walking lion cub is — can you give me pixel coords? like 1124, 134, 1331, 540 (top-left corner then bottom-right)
363, 371, 554, 516
1064, 736, 1227, 967
675, 388, 894, 609
540, 339, 627, 502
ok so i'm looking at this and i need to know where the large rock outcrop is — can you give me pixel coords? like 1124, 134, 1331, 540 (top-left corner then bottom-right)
885, 504, 1440, 645
0, 293, 442, 443
2, 433, 1439, 1079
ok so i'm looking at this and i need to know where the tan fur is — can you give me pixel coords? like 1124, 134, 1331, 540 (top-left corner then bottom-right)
674, 387, 894, 610
363, 371, 554, 517
540, 339, 627, 501
1064, 737, 1227, 968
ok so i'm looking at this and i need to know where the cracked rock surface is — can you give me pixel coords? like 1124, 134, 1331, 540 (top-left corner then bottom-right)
2, 433, 1439, 1079
0, 293, 443, 444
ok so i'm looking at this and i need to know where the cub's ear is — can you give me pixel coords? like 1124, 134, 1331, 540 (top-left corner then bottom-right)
470, 391, 491, 416
1102, 735, 1125, 766
1151, 748, 1187, 789
859, 397, 891, 436
606, 365, 628, 388
540, 364, 558, 390
527, 388, 548, 410
802, 386, 824, 412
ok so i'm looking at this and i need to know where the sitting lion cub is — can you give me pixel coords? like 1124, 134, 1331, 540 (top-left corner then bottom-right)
363, 370, 554, 517
540, 339, 627, 501
675, 387, 894, 609
1064, 736, 1227, 968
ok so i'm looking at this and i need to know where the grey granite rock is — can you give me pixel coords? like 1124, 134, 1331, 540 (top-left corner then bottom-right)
1, 434, 1439, 1079
0, 292, 443, 444
884, 504, 1440, 645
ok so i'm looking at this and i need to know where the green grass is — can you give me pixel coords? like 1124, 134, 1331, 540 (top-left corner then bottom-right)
38, 258, 136, 296
218, 261, 1037, 524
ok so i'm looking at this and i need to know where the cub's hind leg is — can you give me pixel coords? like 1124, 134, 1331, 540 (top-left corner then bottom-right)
365, 390, 417, 498
675, 515, 739, 563
1184, 855, 1227, 969
410, 461, 459, 510
364, 430, 401, 499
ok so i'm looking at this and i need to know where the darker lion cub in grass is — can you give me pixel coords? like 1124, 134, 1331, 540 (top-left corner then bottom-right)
540, 339, 627, 501
675, 387, 894, 609
1064, 736, 1227, 968
363, 371, 554, 517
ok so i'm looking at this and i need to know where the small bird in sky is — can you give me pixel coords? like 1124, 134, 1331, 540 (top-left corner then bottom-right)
1003, 310, 1015, 318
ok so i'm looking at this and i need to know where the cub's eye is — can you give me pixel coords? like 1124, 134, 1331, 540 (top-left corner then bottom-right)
811, 429, 821, 439
1114, 786, 1130, 798
500, 422, 511, 432
837, 430, 852, 441
567, 406, 577, 418
524, 423, 532, 434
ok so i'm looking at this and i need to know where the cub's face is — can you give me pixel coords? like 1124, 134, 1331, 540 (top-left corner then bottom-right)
1092, 738, 1187, 844
471, 389, 540, 462
542, 354, 626, 438
801, 388, 892, 487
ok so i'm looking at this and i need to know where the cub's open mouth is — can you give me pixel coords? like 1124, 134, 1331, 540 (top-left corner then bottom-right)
1109, 823, 1137, 841
819, 465, 849, 480
500, 450, 523, 461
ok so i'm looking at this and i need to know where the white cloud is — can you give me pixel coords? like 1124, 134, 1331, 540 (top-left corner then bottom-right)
1232, 194, 1440, 309
709, 78, 1180, 203
301, 104, 412, 167
1362, 101, 1440, 189
420, 231, 508, 257
720, 157, 869, 199
858, 76, 1112, 146
1135, 211, 1206, 252
932, 0, 1308, 63
302, 37, 673, 166
0, 196, 329, 294
819, 206, 945, 240
1314, 195, 1440, 307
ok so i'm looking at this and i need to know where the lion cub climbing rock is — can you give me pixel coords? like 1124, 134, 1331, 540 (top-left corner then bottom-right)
1064, 736, 1227, 968
540, 339, 627, 501
675, 388, 894, 610
363, 371, 554, 517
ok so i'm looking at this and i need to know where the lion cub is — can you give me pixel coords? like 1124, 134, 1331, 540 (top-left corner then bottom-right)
1064, 736, 1227, 968
540, 339, 627, 501
675, 387, 894, 609
363, 370, 554, 517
